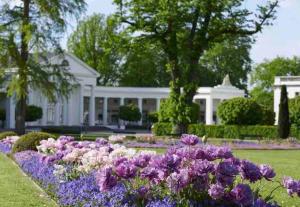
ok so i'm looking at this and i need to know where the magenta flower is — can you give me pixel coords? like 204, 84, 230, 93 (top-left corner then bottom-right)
208, 183, 225, 200
240, 160, 262, 183
115, 162, 137, 179
259, 164, 276, 180
282, 177, 300, 196
141, 167, 165, 184
181, 134, 199, 146
166, 169, 190, 192
95, 167, 117, 192
230, 184, 253, 206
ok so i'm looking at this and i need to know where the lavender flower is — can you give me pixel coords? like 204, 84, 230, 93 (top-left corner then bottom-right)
208, 183, 225, 200
166, 169, 190, 192
240, 160, 262, 183
259, 164, 276, 181
96, 167, 117, 192
282, 177, 300, 196
181, 134, 199, 146
230, 184, 253, 206
115, 162, 137, 179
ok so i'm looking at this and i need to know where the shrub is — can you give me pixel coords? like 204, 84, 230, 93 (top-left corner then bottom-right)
240, 126, 278, 140
278, 85, 290, 138
158, 99, 200, 124
289, 96, 300, 127
0, 131, 17, 140
217, 97, 262, 125
26, 105, 43, 122
42, 126, 81, 134
152, 123, 172, 136
223, 125, 241, 139
147, 112, 158, 123
260, 107, 275, 125
187, 124, 205, 137
205, 125, 224, 138
119, 104, 141, 122
0, 108, 5, 121
12, 132, 55, 153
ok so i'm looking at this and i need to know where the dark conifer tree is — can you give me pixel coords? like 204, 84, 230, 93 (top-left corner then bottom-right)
278, 85, 290, 138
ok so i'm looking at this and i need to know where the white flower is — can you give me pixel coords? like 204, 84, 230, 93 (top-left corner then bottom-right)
108, 135, 126, 143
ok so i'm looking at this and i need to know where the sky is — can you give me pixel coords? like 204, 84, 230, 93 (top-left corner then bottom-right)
5, 0, 300, 64
62, 0, 300, 64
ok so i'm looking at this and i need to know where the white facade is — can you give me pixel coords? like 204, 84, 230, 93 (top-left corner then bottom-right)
0, 53, 245, 129
274, 76, 300, 124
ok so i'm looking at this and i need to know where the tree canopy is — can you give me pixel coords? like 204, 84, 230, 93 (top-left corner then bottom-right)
0, 0, 86, 134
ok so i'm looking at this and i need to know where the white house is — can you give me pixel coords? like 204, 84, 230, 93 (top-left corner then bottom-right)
274, 76, 300, 124
0, 53, 245, 129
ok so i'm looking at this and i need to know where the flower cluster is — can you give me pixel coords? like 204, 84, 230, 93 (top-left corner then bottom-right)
108, 134, 126, 143
0, 135, 20, 154
95, 134, 282, 207
282, 177, 300, 197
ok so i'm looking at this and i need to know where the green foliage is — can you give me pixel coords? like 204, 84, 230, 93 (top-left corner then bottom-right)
289, 96, 300, 127
0, 108, 5, 121
0, 131, 17, 140
278, 85, 290, 139
223, 126, 241, 139
41, 126, 81, 135
217, 97, 263, 125
119, 104, 141, 122
199, 37, 253, 90
250, 88, 274, 110
152, 123, 173, 136
205, 126, 224, 138
260, 107, 275, 125
25, 105, 43, 122
158, 99, 200, 124
188, 124, 206, 137
147, 112, 159, 123
68, 14, 126, 86
12, 132, 55, 153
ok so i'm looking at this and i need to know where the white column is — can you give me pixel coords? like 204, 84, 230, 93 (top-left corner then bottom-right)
89, 86, 95, 126
156, 98, 161, 111
120, 97, 124, 106
67, 96, 73, 126
41, 98, 48, 126
103, 97, 108, 125
138, 98, 143, 125
5, 96, 16, 129
54, 100, 60, 126
205, 97, 213, 125
79, 84, 84, 125
63, 98, 68, 125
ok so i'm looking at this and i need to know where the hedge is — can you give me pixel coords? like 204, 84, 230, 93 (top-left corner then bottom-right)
0, 131, 17, 140
153, 123, 286, 140
12, 132, 56, 153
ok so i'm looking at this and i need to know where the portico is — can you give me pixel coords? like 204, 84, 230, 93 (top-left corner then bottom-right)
0, 53, 245, 129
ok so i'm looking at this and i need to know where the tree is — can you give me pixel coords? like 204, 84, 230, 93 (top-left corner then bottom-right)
250, 57, 300, 108
289, 96, 300, 128
119, 41, 170, 87
25, 105, 43, 122
199, 37, 253, 90
278, 85, 290, 139
0, 1, 86, 134
68, 14, 127, 86
119, 104, 141, 122
114, 0, 278, 133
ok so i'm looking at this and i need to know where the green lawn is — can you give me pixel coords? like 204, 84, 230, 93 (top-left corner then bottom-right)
0, 153, 57, 207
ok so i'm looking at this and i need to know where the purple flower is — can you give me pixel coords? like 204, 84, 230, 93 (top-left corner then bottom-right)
95, 167, 117, 192
141, 167, 165, 184
95, 138, 108, 145
181, 134, 199, 146
240, 160, 262, 183
115, 162, 137, 179
208, 183, 225, 200
166, 169, 190, 192
282, 177, 300, 196
114, 157, 129, 166
150, 154, 181, 173
230, 184, 253, 206
190, 160, 214, 176
216, 159, 239, 186
132, 154, 153, 168
259, 164, 276, 181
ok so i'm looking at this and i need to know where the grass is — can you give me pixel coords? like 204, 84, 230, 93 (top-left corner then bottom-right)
0, 153, 57, 207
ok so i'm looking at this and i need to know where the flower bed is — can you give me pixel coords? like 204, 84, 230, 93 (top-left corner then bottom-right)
0, 135, 20, 154
1, 134, 300, 206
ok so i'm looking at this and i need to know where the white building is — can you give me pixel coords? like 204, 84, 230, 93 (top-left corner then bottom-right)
0, 53, 245, 129
274, 76, 300, 124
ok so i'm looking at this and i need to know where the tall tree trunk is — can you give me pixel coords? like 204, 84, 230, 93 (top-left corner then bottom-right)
16, 0, 30, 135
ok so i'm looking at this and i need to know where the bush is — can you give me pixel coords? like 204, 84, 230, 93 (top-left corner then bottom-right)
26, 105, 43, 122
0, 108, 5, 121
204, 125, 224, 138
152, 123, 172, 136
240, 126, 278, 140
289, 96, 300, 127
223, 125, 241, 139
217, 97, 262, 125
147, 112, 158, 123
158, 99, 200, 124
119, 104, 141, 122
188, 124, 205, 137
260, 107, 275, 125
0, 131, 17, 140
42, 126, 81, 134
12, 132, 56, 153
